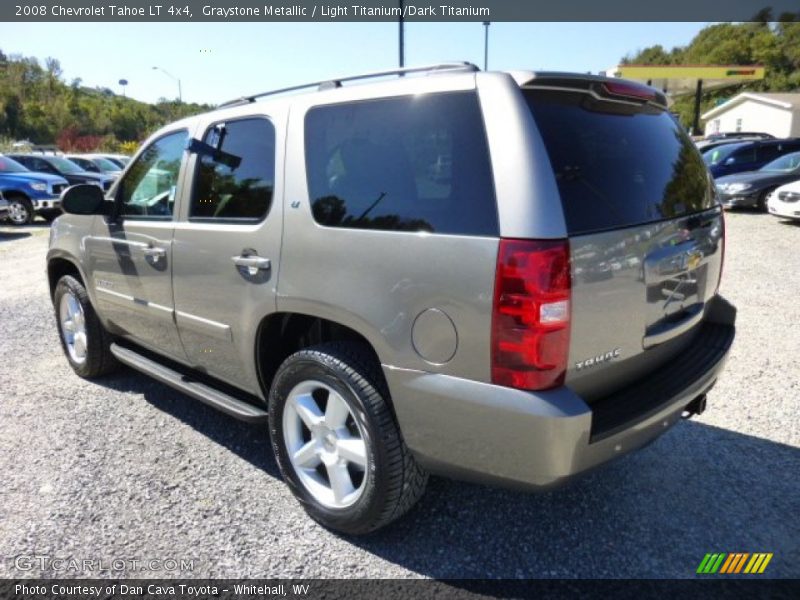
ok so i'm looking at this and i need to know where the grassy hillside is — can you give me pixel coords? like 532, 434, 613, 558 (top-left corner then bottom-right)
0, 48, 212, 153
621, 17, 800, 133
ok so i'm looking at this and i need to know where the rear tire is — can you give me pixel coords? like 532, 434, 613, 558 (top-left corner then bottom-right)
54, 275, 119, 378
268, 342, 428, 535
6, 195, 34, 225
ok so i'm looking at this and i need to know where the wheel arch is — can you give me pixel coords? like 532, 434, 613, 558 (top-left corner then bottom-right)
47, 255, 87, 301
1, 189, 32, 202
255, 312, 388, 401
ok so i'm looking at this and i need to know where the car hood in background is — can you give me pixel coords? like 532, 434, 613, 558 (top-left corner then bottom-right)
0, 172, 70, 187
716, 169, 800, 190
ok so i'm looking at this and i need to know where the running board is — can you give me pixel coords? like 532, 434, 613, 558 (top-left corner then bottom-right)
109, 343, 268, 423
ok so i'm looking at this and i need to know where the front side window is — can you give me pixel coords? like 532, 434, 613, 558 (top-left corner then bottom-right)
117, 130, 187, 219
304, 92, 497, 236
190, 118, 276, 221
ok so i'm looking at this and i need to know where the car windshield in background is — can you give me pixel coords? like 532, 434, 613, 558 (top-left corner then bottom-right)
703, 143, 746, 166
760, 151, 800, 172
0, 156, 30, 173
524, 89, 712, 235
48, 156, 85, 173
93, 157, 121, 172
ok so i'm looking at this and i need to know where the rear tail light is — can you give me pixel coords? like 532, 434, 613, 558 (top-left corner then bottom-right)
492, 239, 571, 391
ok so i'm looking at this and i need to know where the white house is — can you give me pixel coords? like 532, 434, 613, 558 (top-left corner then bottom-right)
702, 92, 800, 138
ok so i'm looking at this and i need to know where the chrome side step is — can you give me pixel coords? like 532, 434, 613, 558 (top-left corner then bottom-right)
110, 343, 268, 423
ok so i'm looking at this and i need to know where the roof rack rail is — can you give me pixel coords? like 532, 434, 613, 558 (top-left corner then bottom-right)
216, 62, 479, 109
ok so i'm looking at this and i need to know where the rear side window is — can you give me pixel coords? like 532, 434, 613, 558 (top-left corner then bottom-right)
525, 90, 713, 235
304, 92, 497, 236
190, 118, 276, 221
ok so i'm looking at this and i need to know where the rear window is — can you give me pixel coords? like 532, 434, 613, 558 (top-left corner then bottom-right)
525, 90, 713, 235
304, 92, 497, 236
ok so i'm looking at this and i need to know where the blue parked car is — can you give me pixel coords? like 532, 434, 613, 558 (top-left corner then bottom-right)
704, 138, 800, 178
0, 155, 70, 225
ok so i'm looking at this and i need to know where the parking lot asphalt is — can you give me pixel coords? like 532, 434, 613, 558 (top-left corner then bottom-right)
0, 212, 798, 579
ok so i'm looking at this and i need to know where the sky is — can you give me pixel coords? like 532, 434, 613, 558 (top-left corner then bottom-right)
0, 22, 709, 105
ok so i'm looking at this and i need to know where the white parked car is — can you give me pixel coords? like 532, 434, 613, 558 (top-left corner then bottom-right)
767, 180, 800, 221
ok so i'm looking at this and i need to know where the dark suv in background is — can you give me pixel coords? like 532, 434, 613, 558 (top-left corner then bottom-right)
704, 138, 800, 178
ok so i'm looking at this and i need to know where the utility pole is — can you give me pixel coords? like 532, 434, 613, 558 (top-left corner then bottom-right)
483, 21, 490, 71
399, 1, 405, 70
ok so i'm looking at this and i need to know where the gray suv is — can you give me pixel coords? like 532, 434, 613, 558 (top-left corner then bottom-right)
48, 63, 736, 534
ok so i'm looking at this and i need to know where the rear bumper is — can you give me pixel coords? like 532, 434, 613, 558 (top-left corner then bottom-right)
384, 295, 736, 490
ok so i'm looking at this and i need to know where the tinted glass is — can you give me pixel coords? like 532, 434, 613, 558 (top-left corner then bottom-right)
728, 147, 757, 164
48, 157, 84, 173
32, 158, 57, 173
70, 157, 98, 172
305, 92, 497, 235
118, 130, 187, 219
761, 151, 800, 172
0, 156, 30, 172
525, 90, 713, 235
190, 118, 275, 220
703, 143, 746, 166
93, 157, 121, 172
756, 143, 781, 163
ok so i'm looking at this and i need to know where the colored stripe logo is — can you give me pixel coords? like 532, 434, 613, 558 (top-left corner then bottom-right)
697, 553, 773, 574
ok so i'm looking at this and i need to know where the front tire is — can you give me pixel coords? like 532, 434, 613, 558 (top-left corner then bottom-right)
40, 209, 61, 223
6, 195, 34, 225
269, 342, 428, 535
54, 275, 119, 378
757, 188, 775, 212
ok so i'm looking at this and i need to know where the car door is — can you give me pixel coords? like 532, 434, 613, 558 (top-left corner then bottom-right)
85, 129, 190, 360
171, 113, 284, 393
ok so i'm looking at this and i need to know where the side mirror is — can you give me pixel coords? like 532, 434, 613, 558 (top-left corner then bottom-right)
61, 184, 110, 215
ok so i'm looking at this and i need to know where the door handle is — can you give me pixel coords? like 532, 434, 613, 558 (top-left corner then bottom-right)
143, 246, 166, 260
231, 255, 271, 271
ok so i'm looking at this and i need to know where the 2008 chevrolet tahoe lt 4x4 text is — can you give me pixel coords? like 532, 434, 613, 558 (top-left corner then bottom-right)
47, 63, 736, 534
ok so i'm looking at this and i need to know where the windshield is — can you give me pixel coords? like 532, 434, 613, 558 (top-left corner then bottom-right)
0, 156, 30, 173
93, 157, 121, 172
760, 151, 800, 172
702, 143, 746, 166
48, 157, 85, 174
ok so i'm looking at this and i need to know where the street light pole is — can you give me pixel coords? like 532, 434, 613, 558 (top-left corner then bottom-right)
483, 21, 490, 71
399, 1, 405, 70
152, 66, 182, 103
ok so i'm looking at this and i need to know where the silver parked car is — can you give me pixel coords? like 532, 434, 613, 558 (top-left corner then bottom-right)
47, 63, 736, 534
